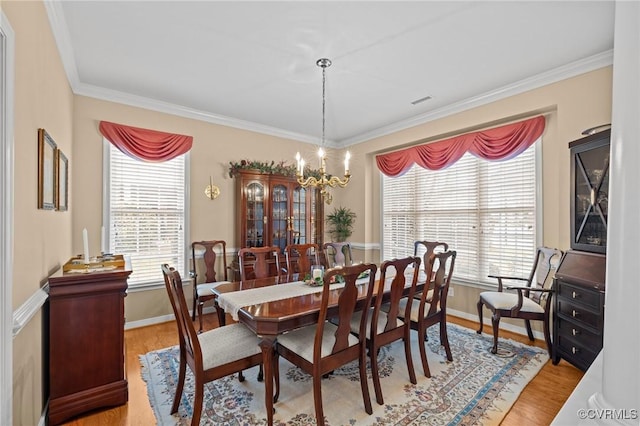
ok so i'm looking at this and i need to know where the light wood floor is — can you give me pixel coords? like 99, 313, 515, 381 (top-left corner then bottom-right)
63, 314, 584, 426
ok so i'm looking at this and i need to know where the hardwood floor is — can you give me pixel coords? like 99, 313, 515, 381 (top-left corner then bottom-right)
63, 314, 584, 426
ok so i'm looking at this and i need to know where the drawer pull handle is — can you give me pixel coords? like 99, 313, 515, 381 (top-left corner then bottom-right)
572, 291, 579, 299
572, 310, 579, 317
572, 347, 579, 354
572, 329, 580, 336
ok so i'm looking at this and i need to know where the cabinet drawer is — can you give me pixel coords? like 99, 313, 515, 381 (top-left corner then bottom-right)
556, 333, 600, 370
557, 281, 601, 310
557, 299, 603, 330
555, 316, 602, 349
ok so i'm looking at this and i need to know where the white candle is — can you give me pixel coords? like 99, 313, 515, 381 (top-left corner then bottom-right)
101, 226, 106, 254
82, 228, 90, 263
313, 268, 322, 279
318, 148, 324, 168
344, 151, 351, 174
300, 159, 305, 176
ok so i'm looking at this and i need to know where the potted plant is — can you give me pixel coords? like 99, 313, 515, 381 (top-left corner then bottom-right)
326, 206, 356, 242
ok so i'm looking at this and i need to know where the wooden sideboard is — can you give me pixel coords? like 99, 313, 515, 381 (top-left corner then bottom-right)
47, 257, 132, 425
552, 250, 606, 371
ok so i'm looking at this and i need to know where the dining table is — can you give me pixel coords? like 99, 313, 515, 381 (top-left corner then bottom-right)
212, 268, 427, 426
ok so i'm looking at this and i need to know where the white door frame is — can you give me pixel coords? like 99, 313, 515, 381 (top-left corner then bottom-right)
0, 9, 15, 426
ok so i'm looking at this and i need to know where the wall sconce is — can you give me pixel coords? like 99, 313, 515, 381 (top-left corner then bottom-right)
205, 176, 220, 200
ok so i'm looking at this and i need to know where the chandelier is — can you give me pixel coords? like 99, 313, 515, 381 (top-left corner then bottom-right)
296, 58, 350, 205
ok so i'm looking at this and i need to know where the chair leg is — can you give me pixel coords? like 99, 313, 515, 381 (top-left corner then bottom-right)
524, 319, 535, 341
191, 294, 197, 321
490, 312, 501, 354
543, 315, 553, 358
312, 373, 326, 426
476, 299, 484, 334
369, 340, 384, 405
171, 347, 186, 414
197, 301, 204, 333
417, 324, 431, 378
359, 342, 373, 415
440, 320, 453, 362
257, 364, 264, 382
191, 376, 204, 426
403, 327, 417, 385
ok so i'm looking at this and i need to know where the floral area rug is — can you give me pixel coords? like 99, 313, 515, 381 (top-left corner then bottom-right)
140, 323, 547, 425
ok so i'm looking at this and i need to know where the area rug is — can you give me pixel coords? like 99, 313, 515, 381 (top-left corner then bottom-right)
140, 323, 547, 425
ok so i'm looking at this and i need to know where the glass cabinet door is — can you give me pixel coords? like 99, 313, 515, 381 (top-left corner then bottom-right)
292, 187, 307, 245
245, 182, 264, 247
571, 132, 609, 253
271, 184, 288, 252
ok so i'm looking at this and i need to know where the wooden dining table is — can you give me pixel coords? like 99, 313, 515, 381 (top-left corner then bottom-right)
212, 269, 426, 426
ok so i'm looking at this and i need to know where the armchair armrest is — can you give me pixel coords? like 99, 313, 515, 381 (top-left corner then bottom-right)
488, 275, 529, 292
504, 286, 553, 314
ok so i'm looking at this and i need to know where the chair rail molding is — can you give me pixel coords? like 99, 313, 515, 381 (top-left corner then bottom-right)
12, 285, 49, 337
0, 10, 15, 426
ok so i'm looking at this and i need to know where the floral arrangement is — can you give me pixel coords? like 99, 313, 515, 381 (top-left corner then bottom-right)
228, 159, 323, 179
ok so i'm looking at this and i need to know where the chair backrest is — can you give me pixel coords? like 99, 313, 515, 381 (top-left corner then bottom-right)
375, 256, 421, 332
238, 246, 281, 280
323, 242, 353, 268
161, 264, 201, 363
318, 263, 378, 361
420, 251, 456, 317
285, 243, 320, 276
528, 246, 563, 303
191, 240, 227, 284
413, 241, 448, 270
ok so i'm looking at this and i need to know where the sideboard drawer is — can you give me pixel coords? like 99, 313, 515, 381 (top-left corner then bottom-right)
555, 315, 602, 349
557, 299, 602, 330
555, 333, 601, 371
557, 281, 601, 310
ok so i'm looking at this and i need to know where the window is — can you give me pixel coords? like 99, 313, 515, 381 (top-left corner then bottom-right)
382, 141, 539, 286
104, 142, 189, 289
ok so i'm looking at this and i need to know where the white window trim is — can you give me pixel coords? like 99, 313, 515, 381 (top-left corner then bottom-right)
102, 139, 191, 291
378, 137, 543, 289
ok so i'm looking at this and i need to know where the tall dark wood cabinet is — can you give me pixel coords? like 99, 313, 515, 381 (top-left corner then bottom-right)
47, 257, 132, 425
553, 129, 609, 371
235, 169, 323, 253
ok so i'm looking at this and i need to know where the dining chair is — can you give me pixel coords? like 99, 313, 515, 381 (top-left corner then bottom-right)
351, 256, 421, 405
274, 262, 378, 425
323, 241, 353, 267
411, 241, 449, 321
284, 243, 320, 276
238, 246, 281, 281
396, 251, 456, 377
190, 240, 230, 332
476, 246, 563, 356
160, 264, 265, 426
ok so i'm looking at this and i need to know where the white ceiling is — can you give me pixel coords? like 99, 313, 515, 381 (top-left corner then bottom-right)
47, 1, 615, 147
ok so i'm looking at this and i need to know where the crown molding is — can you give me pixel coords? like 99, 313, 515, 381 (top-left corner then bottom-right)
341, 50, 613, 147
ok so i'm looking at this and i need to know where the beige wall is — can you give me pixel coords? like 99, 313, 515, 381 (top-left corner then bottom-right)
4, 1, 75, 424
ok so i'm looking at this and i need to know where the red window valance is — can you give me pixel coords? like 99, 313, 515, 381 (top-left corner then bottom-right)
376, 115, 545, 177
99, 121, 193, 162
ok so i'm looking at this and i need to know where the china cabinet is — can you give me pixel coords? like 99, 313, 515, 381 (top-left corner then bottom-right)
235, 169, 323, 253
569, 129, 610, 253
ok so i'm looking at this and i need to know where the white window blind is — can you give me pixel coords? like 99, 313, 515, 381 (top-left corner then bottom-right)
382, 142, 538, 286
106, 143, 187, 288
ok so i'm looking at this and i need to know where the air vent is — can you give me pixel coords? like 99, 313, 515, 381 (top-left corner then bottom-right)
411, 95, 432, 105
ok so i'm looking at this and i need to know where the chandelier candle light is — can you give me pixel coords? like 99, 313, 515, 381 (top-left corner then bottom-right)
295, 58, 351, 205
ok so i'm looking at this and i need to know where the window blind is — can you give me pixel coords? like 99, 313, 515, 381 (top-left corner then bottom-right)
107, 144, 187, 288
382, 142, 537, 286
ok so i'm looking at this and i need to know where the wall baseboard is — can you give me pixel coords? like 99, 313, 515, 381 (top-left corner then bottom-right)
124, 306, 216, 330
